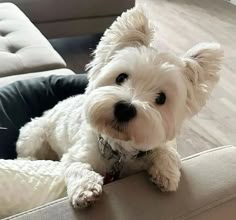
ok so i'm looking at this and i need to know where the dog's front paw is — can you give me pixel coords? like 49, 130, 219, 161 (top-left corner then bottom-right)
70, 172, 103, 208
72, 181, 103, 208
148, 165, 180, 192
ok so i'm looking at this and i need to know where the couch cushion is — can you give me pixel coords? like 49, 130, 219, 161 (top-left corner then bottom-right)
0, 3, 66, 77
0, 68, 73, 87
0, 0, 134, 23
5, 146, 236, 220
0, 69, 88, 159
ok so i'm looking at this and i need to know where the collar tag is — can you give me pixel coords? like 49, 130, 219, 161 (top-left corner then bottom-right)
104, 159, 122, 184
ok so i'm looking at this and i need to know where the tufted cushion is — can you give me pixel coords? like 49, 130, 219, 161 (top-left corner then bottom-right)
0, 3, 66, 77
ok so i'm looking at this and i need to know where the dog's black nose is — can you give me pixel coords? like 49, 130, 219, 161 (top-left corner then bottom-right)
114, 101, 137, 122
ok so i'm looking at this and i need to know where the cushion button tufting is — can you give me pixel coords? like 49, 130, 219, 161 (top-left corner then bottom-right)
8, 46, 19, 54
0, 32, 8, 37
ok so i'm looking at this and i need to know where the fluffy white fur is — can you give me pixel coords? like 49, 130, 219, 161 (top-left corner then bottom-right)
16, 7, 223, 208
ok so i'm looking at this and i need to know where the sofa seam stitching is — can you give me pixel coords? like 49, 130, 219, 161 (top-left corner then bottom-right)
181, 145, 235, 162
174, 192, 236, 220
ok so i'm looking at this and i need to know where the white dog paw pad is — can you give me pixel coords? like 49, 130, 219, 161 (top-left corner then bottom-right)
72, 184, 103, 208
149, 168, 180, 192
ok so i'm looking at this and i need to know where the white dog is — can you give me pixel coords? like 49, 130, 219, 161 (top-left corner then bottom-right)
16, 7, 223, 208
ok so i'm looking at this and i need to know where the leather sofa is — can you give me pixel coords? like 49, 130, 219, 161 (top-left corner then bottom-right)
0, 3, 66, 77
4, 146, 236, 220
0, 0, 135, 38
0, 3, 236, 220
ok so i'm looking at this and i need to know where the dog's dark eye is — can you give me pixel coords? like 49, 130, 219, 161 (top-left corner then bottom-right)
156, 92, 166, 105
116, 73, 128, 85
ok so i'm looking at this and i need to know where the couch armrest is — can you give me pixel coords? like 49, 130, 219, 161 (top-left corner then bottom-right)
5, 146, 236, 220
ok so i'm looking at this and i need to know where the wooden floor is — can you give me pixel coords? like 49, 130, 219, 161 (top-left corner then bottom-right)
51, 0, 236, 157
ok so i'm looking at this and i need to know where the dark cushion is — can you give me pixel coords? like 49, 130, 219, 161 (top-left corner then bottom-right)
0, 74, 88, 159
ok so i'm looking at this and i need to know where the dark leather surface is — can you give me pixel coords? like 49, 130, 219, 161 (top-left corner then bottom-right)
0, 74, 88, 159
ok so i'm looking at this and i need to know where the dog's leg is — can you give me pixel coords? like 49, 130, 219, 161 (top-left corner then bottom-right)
61, 141, 105, 208
148, 146, 181, 192
16, 117, 52, 160
63, 161, 103, 208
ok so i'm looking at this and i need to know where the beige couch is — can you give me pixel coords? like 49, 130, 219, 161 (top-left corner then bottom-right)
0, 3, 67, 77
1, 3, 236, 220
0, 0, 135, 38
4, 146, 236, 220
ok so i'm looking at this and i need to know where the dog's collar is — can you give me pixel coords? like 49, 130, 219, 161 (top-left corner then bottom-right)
98, 135, 151, 160
98, 135, 151, 183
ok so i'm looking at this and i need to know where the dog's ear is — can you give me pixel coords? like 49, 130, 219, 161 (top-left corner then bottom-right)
182, 42, 224, 115
86, 6, 154, 81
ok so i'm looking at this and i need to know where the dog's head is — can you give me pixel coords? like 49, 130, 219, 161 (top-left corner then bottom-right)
84, 7, 223, 151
